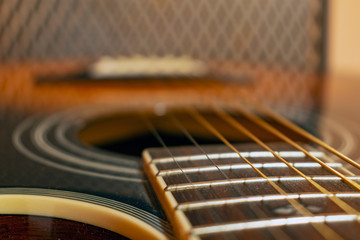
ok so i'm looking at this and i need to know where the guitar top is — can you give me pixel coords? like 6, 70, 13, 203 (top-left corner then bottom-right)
0, 62, 177, 239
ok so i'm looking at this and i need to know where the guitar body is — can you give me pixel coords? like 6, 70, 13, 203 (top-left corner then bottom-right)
0, 62, 177, 239
1, 62, 359, 239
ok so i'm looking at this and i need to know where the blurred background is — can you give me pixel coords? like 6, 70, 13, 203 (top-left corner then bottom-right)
2, 0, 358, 77
0, 0, 359, 126
326, 0, 360, 123
329, 0, 360, 78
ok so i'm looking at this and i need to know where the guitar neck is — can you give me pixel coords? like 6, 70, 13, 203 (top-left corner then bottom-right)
143, 103, 360, 240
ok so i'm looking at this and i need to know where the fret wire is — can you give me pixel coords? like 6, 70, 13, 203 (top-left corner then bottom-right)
187, 106, 343, 240
169, 112, 292, 240
153, 150, 325, 163
178, 192, 360, 211
166, 175, 360, 192
159, 162, 343, 176
214, 104, 360, 217
140, 113, 229, 237
192, 214, 360, 236
251, 98, 360, 171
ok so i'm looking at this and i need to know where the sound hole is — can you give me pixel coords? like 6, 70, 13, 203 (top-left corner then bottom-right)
0, 215, 128, 240
78, 109, 307, 157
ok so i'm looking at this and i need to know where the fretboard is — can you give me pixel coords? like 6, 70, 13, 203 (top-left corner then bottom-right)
143, 143, 360, 240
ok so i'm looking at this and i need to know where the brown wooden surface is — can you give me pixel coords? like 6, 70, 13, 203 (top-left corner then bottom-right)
0, 61, 322, 114
0, 215, 128, 240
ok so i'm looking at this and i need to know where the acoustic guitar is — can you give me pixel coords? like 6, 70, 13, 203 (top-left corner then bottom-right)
1, 60, 360, 240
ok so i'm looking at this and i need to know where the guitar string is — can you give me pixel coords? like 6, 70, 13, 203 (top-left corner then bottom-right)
306, 145, 356, 177
214, 104, 360, 212
168, 112, 292, 240
139, 113, 191, 181
227, 102, 360, 216
187, 106, 343, 240
244, 100, 360, 191
139, 113, 234, 240
250, 98, 360, 171
167, 113, 270, 240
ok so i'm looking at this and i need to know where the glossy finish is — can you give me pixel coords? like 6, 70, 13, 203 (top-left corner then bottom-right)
0, 215, 127, 240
